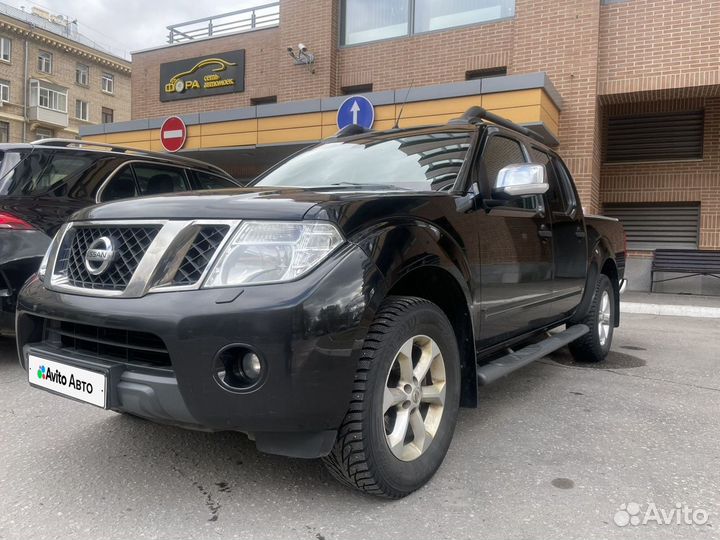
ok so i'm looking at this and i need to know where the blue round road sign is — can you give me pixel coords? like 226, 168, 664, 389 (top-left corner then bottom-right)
337, 95, 375, 130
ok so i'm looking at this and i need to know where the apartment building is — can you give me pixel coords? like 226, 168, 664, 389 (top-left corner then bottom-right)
80, 0, 720, 293
0, 3, 130, 144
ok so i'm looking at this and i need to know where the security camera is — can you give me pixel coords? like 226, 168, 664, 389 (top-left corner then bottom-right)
298, 43, 307, 53
287, 46, 294, 52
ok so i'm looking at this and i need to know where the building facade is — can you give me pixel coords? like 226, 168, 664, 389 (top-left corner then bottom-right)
0, 4, 130, 144
80, 0, 720, 293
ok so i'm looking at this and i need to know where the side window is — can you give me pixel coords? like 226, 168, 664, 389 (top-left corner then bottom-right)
529, 147, 565, 214
132, 164, 190, 196
192, 170, 237, 190
100, 166, 137, 202
482, 135, 537, 210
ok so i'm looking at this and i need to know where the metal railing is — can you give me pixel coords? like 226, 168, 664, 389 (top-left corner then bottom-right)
167, 2, 280, 44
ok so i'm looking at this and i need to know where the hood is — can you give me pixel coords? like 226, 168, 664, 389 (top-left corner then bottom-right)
71, 186, 420, 223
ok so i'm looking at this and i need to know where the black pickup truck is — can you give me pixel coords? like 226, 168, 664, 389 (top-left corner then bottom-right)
16, 108, 626, 498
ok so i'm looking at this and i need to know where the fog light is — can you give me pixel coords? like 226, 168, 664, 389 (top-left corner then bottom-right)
217, 345, 265, 390
241, 352, 262, 380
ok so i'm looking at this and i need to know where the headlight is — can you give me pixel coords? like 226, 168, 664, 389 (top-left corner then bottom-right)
38, 245, 51, 281
203, 221, 344, 287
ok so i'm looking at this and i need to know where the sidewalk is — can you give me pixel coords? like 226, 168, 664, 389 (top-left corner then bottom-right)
621, 291, 720, 319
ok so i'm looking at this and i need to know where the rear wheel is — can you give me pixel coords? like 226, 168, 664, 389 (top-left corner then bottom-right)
569, 274, 615, 363
323, 296, 460, 498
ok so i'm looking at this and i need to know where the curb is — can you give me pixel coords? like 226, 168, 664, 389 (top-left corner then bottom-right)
620, 302, 720, 319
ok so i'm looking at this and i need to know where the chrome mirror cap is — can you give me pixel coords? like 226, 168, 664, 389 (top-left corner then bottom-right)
494, 163, 549, 197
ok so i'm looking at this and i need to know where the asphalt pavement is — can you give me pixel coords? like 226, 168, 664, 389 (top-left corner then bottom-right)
1, 313, 718, 540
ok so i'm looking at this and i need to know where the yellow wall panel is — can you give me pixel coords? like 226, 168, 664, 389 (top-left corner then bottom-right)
201, 132, 258, 148
201, 119, 257, 135
481, 89, 543, 110
258, 113, 322, 131
396, 96, 480, 119
258, 126, 322, 145
82, 88, 561, 150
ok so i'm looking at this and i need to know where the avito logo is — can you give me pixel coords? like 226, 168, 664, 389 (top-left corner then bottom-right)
36, 364, 95, 394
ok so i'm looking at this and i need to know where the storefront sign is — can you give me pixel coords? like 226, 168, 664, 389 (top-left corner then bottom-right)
160, 50, 245, 102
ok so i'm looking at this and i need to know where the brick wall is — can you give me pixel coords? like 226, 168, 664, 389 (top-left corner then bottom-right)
598, 0, 720, 96
600, 97, 720, 249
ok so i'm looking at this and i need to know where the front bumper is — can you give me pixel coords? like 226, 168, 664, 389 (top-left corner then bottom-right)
16, 244, 387, 458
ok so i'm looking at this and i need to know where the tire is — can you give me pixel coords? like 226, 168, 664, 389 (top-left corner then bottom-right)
569, 274, 615, 363
323, 296, 461, 498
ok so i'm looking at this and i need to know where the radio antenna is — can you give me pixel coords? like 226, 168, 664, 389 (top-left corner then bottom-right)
393, 80, 414, 129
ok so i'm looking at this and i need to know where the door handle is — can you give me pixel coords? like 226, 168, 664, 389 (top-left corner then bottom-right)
538, 225, 553, 239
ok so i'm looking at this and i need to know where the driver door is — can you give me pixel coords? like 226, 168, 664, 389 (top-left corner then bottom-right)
475, 134, 556, 343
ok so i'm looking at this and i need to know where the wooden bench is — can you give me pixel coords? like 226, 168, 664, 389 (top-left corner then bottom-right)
651, 249, 720, 291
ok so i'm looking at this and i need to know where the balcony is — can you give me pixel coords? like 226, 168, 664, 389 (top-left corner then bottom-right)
28, 106, 68, 128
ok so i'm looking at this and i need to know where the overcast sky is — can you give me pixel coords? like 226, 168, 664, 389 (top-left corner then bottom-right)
7, 0, 266, 58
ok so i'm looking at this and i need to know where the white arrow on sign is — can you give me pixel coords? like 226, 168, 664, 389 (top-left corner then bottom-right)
350, 100, 360, 125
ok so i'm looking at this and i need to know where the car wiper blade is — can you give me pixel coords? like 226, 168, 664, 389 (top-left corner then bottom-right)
328, 182, 410, 190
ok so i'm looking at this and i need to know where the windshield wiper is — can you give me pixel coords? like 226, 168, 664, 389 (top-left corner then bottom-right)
328, 182, 410, 190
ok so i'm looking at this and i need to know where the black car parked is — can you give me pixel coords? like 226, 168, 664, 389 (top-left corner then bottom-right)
16, 109, 626, 498
0, 139, 239, 334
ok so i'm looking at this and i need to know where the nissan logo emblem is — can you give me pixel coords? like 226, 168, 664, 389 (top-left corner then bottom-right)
84, 236, 115, 276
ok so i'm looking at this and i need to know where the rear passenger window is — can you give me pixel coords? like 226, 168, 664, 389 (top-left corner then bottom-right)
193, 171, 237, 190
133, 164, 189, 196
100, 165, 137, 202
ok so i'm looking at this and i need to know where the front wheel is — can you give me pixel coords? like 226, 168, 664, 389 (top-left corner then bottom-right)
569, 274, 615, 363
322, 296, 460, 498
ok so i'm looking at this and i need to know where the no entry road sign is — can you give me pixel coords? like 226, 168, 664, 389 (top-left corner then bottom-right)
160, 116, 187, 152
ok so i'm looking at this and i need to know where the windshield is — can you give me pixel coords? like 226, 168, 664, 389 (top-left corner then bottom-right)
254, 131, 472, 191
0, 149, 96, 196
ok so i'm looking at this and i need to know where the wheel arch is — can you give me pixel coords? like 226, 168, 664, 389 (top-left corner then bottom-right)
385, 266, 477, 408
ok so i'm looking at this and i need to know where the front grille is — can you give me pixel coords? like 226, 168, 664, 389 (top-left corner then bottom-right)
172, 225, 229, 285
64, 226, 161, 291
44, 318, 171, 368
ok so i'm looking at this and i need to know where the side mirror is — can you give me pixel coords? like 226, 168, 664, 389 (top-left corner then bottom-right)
493, 163, 549, 198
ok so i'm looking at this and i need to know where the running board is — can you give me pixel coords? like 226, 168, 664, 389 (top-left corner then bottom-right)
476, 324, 589, 386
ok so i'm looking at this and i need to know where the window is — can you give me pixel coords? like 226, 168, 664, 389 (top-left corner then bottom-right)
0, 36, 11, 62
341, 0, 515, 45
605, 110, 704, 163
414, 0, 515, 33
0, 150, 94, 196
250, 95, 277, 105
342, 0, 409, 45
76, 63, 89, 86
466, 67, 507, 80
0, 79, 9, 103
75, 99, 89, 121
35, 128, 54, 140
192, 170, 238, 190
37, 50, 52, 73
101, 107, 114, 123
30, 81, 67, 113
133, 164, 190, 196
0, 122, 8, 143
100, 166, 137, 202
529, 147, 565, 214
341, 83, 373, 95
101, 72, 114, 94
255, 131, 472, 191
